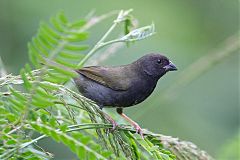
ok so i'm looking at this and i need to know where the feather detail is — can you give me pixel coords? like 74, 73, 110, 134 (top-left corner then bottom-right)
76, 66, 132, 91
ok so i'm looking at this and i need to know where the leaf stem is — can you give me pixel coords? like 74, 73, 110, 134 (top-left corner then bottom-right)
77, 14, 120, 67
77, 9, 133, 67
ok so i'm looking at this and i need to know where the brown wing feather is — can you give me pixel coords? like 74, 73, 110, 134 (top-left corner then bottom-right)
76, 66, 131, 91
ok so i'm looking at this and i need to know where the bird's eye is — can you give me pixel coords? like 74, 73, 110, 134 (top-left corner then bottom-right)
157, 59, 162, 64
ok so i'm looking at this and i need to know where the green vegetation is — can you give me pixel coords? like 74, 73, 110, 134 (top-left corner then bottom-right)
0, 10, 216, 159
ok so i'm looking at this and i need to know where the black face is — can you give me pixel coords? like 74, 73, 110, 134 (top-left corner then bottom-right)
137, 53, 177, 78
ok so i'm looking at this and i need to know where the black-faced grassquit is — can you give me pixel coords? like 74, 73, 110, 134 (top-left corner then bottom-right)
74, 53, 177, 138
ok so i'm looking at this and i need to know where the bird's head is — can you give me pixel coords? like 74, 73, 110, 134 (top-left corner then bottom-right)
136, 53, 177, 78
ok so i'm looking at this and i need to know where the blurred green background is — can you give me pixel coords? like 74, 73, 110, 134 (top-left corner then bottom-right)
0, 0, 239, 159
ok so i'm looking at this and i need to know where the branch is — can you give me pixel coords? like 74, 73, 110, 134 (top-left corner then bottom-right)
0, 56, 7, 77
19, 123, 213, 160
77, 9, 133, 67
77, 9, 155, 67
0, 76, 214, 159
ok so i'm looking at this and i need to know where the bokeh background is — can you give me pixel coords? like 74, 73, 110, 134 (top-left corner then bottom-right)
0, 0, 239, 159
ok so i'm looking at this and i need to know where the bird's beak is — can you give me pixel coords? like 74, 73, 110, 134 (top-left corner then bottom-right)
164, 61, 177, 71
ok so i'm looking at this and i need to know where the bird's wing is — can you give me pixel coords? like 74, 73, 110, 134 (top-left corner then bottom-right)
76, 66, 132, 91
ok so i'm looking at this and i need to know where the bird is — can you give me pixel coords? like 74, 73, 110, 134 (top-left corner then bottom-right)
74, 53, 177, 138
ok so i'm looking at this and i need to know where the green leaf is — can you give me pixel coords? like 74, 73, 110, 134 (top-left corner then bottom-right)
40, 114, 49, 122
58, 11, 68, 26
101, 150, 113, 158
49, 117, 58, 127
55, 57, 78, 68
65, 32, 89, 42
39, 27, 58, 45
43, 75, 68, 84
8, 97, 25, 110
51, 16, 65, 32
77, 146, 86, 159
70, 20, 86, 29
64, 44, 88, 51
59, 124, 68, 132
32, 37, 49, 56
32, 95, 54, 108
38, 82, 59, 90
20, 69, 32, 90
38, 34, 53, 50
59, 51, 85, 60
25, 63, 34, 78
40, 22, 61, 39
35, 87, 55, 100
28, 42, 41, 67
30, 122, 108, 160
0, 119, 8, 125
31, 123, 41, 131
50, 130, 60, 142
6, 113, 17, 122
48, 65, 77, 77
9, 88, 27, 102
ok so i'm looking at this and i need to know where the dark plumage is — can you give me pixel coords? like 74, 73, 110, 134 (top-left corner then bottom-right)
74, 53, 177, 138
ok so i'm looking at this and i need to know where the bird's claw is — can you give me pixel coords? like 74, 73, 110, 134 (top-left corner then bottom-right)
133, 123, 144, 139
105, 121, 118, 135
111, 121, 118, 131
102, 112, 118, 132
106, 118, 118, 132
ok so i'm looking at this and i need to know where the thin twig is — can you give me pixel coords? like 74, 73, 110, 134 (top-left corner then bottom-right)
86, 42, 124, 66
16, 123, 213, 160
0, 57, 7, 77
77, 10, 131, 67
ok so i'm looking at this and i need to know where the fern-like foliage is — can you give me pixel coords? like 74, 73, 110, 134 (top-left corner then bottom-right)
28, 11, 88, 84
0, 9, 213, 160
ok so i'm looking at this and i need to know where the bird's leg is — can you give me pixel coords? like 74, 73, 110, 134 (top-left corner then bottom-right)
102, 112, 118, 130
99, 105, 118, 130
116, 108, 144, 139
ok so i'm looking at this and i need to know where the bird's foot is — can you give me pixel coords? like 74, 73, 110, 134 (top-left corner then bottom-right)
105, 120, 118, 135
110, 119, 118, 131
117, 110, 145, 139
132, 123, 144, 139
102, 112, 118, 131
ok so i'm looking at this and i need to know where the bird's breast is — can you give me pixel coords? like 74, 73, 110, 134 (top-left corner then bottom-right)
125, 78, 157, 106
